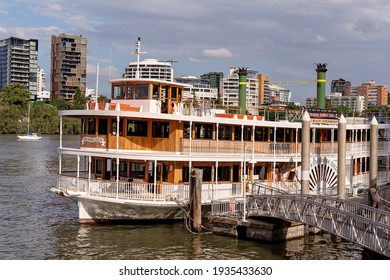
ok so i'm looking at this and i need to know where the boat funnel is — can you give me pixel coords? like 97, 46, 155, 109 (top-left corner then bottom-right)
316, 63, 328, 109
237, 67, 248, 114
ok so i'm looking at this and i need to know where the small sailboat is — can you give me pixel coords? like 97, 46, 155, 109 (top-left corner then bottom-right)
17, 104, 42, 140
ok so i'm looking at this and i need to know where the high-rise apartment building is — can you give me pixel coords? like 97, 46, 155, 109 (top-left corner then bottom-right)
175, 75, 218, 100
257, 74, 269, 105
200, 72, 224, 100
331, 78, 351, 96
50, 33, 87, 100
0, 36, 38, 98
123, 59, 173, 82
222, 68, 259, 115
267, 85, 292, 103
348, 81, 388, 106
306, 93, 367, 112
37, 67, 46, 93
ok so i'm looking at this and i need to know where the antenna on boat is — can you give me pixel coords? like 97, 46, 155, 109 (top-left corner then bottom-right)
95, 62, 99, 104
133, 37, 147, 79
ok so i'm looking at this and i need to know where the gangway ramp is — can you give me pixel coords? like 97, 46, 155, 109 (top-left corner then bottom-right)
247, 194, 390, 258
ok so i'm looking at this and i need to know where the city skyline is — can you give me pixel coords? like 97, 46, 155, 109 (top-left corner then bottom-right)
1, 0, 390, 104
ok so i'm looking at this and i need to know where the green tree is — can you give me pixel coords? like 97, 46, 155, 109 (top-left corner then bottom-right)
97, 95, 108, 102
286, 102, 301, 111
48, 100, 72, 111
30, 102, 59, 134
72, 88, 87, 110
335, 105, 352, 116
0, 103, 22, 134
0, 83, 32, 110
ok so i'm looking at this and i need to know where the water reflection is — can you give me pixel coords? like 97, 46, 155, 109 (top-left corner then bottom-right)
0, 134, 367, 260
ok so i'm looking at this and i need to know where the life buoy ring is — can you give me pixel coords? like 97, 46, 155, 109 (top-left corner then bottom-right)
170, 102, 176, 113
229, 198, 235, 212
273, 169, 281, 181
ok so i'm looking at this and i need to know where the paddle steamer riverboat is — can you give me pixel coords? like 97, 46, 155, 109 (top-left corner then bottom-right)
54, 40, 390, 223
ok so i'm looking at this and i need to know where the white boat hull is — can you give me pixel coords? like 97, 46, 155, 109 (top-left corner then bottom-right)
17, 134, 42, 140
77, 196, 211, 223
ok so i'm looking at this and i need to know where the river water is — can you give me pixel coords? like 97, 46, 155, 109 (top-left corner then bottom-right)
0, 134, 368, 260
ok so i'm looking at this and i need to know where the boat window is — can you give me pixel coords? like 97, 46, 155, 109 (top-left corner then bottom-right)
98, 119, 108, 135
113, 85, 126, 99
255, 127, 268, 141
130, 162, 145, 179
182, 166, 212, 182
217, 166, 230, 181
183, 122, 190, 138
286, 128, 291, 142
200, 166, 212, 181
276, 128, 284, 142
119, 161, 128, 177
234, 126, 241, 140
135, 84, 149, 99
152, 122, 170, 138
152, 84, 159, 99
234, 126, 252, 141
178, 88, 183, 100
218, 125, 232, 140
127, 120, 148, 137
111, 119, 123, 136
171, 87, 177, 100
182, 166, 189, 182
87, 118, 96, 134
161, 85, 168, 100
95, 159, 103, 174
112, 160, 116, 173
244, 126, 252, 141
194, 124, 212, 139
81, 118, 87, 134
126, 84, 135, 99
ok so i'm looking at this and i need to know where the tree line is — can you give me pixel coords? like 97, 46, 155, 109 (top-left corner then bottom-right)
0, 83, 98, 135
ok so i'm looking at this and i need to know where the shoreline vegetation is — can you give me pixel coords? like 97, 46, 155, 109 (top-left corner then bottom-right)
0, 83, 91, 135
2, 83, 390, 135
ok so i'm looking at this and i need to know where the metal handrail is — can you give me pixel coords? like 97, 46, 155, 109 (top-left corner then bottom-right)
247, 194, 390, 257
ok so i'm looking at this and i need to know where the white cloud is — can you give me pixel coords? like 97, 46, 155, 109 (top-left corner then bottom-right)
201, 48, 234, 58
64, 15, 99, 32
315, 35, 327, 43
4, 0, 390, 103
189, 57, 202, 63
47, 3, 63, 13
0, 26, 7, 34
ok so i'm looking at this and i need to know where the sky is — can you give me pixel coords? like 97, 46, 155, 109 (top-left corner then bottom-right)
1, 0, 390, 104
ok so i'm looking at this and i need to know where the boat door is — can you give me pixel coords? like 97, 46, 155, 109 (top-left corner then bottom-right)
156, 163, 169, 183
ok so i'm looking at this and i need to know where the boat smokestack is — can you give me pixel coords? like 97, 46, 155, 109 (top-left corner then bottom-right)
316, 63, 328, 109
237, 67, 248, 114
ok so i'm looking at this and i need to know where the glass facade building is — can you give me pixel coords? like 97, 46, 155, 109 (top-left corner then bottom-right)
0, 37, 38, 98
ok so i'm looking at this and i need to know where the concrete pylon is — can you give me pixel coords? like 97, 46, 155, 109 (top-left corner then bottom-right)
301, 110, 311, 195
337, 114, 346, 198
369, 117, 379, 208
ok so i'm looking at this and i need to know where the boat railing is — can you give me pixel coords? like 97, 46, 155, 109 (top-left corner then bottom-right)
210, 198, 244, 218
180, 139, 379, 157
57, 174, 243, 202
252, 180, 300, 194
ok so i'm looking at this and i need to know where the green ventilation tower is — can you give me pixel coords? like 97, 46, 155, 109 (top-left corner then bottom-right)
316, 63, 328, 109
237, 67, 248, 114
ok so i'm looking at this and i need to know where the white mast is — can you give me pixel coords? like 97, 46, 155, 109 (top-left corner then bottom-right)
132, 37, 147, 79
96, 63, 99, 102
27, 103, 30, 133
